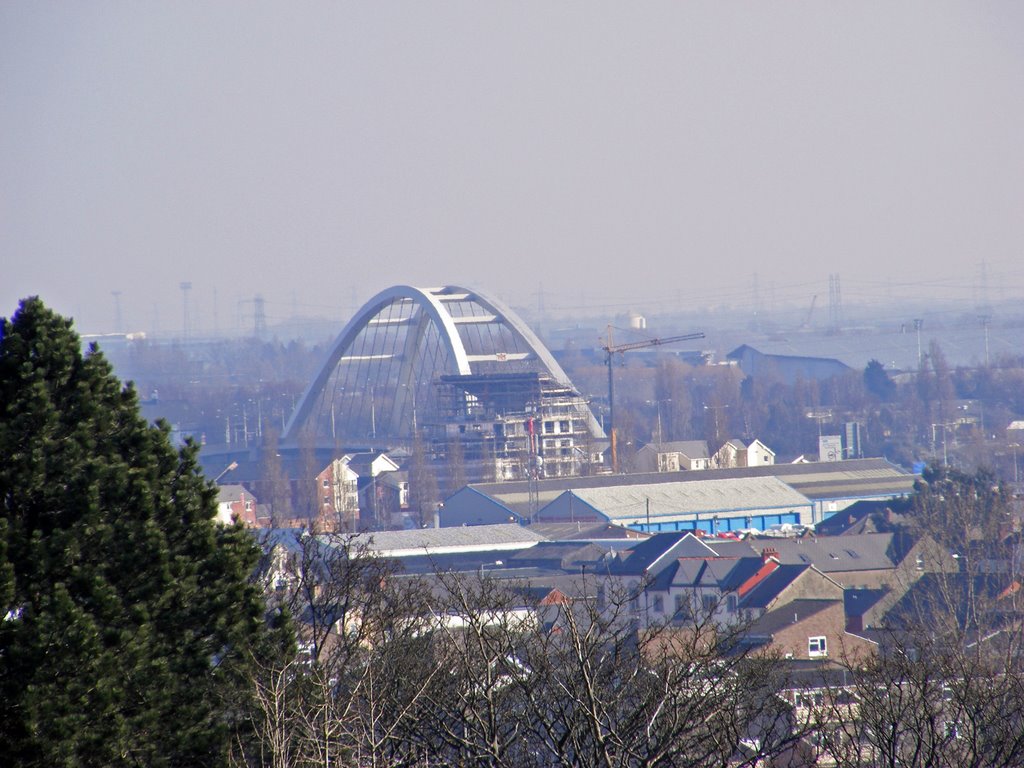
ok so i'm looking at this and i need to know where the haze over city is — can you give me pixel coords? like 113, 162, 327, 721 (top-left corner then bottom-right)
3, 3, 1023, 337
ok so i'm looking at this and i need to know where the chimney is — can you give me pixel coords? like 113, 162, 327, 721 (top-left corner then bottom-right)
761, 547, 779, 563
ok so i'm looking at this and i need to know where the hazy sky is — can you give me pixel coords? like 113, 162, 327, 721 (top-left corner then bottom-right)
3, 2, 1023, 336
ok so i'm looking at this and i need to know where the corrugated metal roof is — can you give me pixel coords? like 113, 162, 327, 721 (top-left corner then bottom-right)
461, 458, 912, 516
359, 523, 545, 556
564, 476, 811, 524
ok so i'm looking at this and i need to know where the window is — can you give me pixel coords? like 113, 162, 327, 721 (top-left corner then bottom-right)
808, 636, 828, 658
629, 582, 640, 612
674, 594, 689, 618
702, 594, 717, 613
322, 479, 329, 488
726, 594, 738, 613
652, 595, 664, 613
323, 496, 331, 505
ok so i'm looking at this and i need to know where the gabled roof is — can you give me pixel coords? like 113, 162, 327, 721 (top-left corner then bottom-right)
737, 559, 781, 598
719, 556, 770, 591
345, 451, 401, 475
717, 439, 747, 452
844, 588, 888, 619
883, 572, 1018, 628
639, 440, 710, 459
670, 557, 750, 590
609, 532, 717, 576
813, 499, 912, 536
745, 438, 776, 455
740, 564, 810, 608
217, 483, 254, 503
441, 485, 527, 526
748, 598, 840, 636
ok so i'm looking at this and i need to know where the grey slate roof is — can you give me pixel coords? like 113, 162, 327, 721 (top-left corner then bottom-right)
638, 440, 711, 458
609, 532, 717, 576
741, 564, 810, 609
762, 532, 910, 573
216, 483, 254, 503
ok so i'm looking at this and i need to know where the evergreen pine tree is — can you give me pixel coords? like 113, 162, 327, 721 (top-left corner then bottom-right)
0, 297, 286, 767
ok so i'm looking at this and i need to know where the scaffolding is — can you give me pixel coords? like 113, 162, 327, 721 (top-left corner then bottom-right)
428, 372, 597, 487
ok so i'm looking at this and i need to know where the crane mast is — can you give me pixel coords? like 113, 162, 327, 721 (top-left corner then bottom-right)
602, 328, 705, 472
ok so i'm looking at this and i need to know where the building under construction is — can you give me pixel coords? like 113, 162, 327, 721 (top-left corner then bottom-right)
279, 285, 606, 487
428, 372, 602, 484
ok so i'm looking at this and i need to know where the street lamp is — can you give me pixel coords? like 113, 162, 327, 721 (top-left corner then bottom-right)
931, 422, 954, 467
214, 461, 238, 484
703, 403, 730, 443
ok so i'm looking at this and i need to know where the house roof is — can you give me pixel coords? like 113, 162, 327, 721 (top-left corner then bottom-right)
216, 483, 254, 503
639, 440, 710, 459
844, 588, 888, 619
813, 499, 910, 536
705, 540, 764, 558
749, 598, 840, 636
740, 564, 811, 608
745, 439, 776, 455
719, 557, 771, 591
883, 572, 1018, 628
608, 532, 717, 576
762, 532, 911, 573
669, 557, 755, 590
344, 451, 401, 475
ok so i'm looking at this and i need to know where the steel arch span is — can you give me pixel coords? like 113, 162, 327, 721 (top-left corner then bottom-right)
282, 285, 604, 444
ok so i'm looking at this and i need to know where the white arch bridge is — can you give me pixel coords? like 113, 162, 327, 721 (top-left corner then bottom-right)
282, 285, 604, 447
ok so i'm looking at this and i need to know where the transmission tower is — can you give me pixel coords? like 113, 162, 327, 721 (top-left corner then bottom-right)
253, 294, 267, 339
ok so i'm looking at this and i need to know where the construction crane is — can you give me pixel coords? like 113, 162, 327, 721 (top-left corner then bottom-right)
800, 294, 818, 330
602, 328, 705, 472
